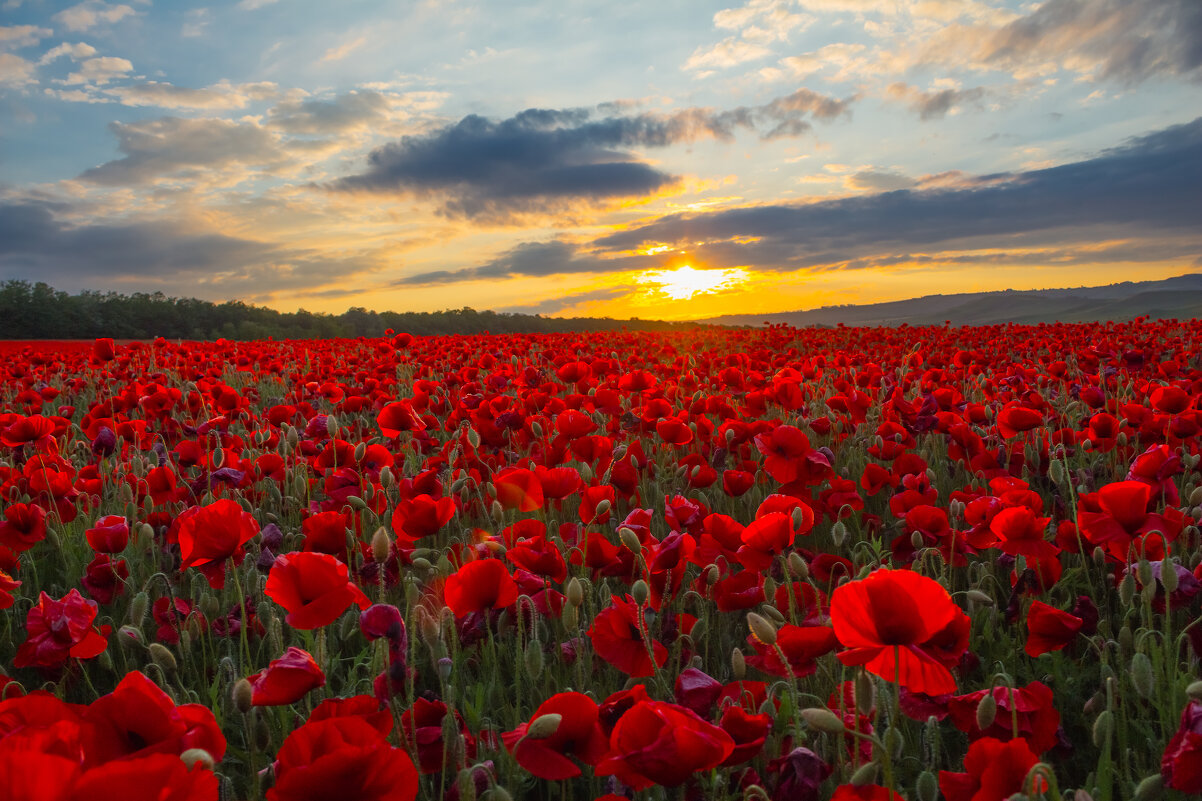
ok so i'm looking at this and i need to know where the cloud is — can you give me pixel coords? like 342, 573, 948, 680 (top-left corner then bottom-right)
0, 52, 35, 87
917, 0, 1202, 84
331, 93, 853, 220
685, 0, 813, 72
62, 55, 133, 85
591, 117, 1202, 272
394, 239, 646, 286
79, 116, 289, 186
37, 41, 97, 64
846, 169, 917, 191
238, 0, 280, 9
320, 35, 367, 63
102, 80, 279, 110
0, 196, 383, 300
886, 82, 987, 119
496, 286, 634, 316
267, 90, 391, 134
53, 2, 137, 33
0, 25, 52, 49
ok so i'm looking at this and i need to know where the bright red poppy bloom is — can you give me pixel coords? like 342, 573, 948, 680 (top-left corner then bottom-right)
177, 499, 260, 589
745, 624, 838, 678
989, 506, 1058, 562
15, 589, 109, 669
718, 705, 772, 765
595, 699, 734, 789
1024, 600, 1083, 657
309, 696, 393, 738
247, 647, 326, 706
1078, 480, 1185, 562
376, 401, 425, 437
267, 716, 418, 801
996, 403, 1044, 438
0, 569, 20, 610
265, 551, 371, 630
443, 558, 519, 616
84, 515, 129, 553
939, 737, 1043, 801
493, 467, 545, 512
301, 510, 352, 556
390, 494, 455, 543
830, 568, 968, 695
588, 595, 667, 677
0, 502, 48, 554
502, 691, 610, 780
946, 680, 1060, 754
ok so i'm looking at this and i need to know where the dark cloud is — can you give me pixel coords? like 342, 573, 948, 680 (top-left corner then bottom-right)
592, 116, 1202, 269
886, 83, 987, 120
330, 91, 853, 220
496, 286, 634, 316
0, 197, 380, 299
394, 239, 646, 286
80, 116, 288, 185
846, 169, 917, 192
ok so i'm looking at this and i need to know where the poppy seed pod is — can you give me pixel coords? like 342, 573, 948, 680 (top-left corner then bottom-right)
1133, 774, 1164, 801
325, 415, 339, 440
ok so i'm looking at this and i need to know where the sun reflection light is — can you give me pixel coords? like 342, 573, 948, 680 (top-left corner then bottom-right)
637, 265, 750, 300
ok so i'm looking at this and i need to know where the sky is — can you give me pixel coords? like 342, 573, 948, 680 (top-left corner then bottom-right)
0, 0, 1200, 320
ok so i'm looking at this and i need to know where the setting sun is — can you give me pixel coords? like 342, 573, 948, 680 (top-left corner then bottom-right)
637, 265, 751, 300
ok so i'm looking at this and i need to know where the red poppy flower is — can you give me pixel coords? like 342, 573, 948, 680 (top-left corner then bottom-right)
83, 670, 226, 765
1163, 698, 1202, 792
492, 467, 545, 512
376, 401, 425, 437
247, 647, 326, 706
831, 785, 904, 801
301, 510, 352, 556
996, 403, 1043, 438
0, 569, 19, 610
588, 595, 667, 677
15, 589, 109, 669
177, 499, 260, 590
390, 494, 455, 543
830, 568, 968, 695
718, 705, 772, 765
1024, 600, 1083, 657
502, 691, 610, 780
309, 696, 393, 738
84, 515, 129, 553
399, 698, 476, 774
939, 737, 1043, 801
267, 716, 418, 801
1078, 480, 1185, 562
946, 680, 1060, 754
70, 754, 219, 801
506, 534, 568, 583
0, 502, 47, 554
745, 624, 838, 679
81, 553, 129, 605
754, 424, 813, 484
265, 551, 371, 630
990, 506, 1058, 562
443, 558, 518, 617
595, 699, 734, 789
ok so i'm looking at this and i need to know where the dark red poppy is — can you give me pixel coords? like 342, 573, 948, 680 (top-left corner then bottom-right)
15, 589, 108, 669
247, 647, 326, 706
444, 558, 518, 616
301, 510, 352, 556
830, 786, 904, 801
399, 697, 476, 774
267, 716, 418, 801
81, 553, 128, 605
0, 502, 47, 554
718, 705, 772, 765
746, 624, 838, 678
390, 494, 455, 543
990, 506, 1058, 562
1024, 600, 1083, 657
595, 699, 734, 789
265, 551, 371, 630
939, 737, 1042, 801
830, 568, 968, 695
309, 696, 393, 738
946, 680, 1060, 754
0, 569, 19, 610
588, 595, 667, 677
502, 691, 610, 780
177, 499, 260, 589
1163, 698, 1202, 792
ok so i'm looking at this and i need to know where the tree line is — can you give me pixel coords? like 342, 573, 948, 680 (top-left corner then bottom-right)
0, 281, 707, 340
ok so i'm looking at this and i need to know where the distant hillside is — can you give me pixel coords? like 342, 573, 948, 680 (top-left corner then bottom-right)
700, 273, 1202, 328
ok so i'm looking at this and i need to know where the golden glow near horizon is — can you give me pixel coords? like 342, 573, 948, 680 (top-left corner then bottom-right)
636, 265, 751, 300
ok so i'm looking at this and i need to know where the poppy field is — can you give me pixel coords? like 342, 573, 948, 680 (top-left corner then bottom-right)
1, 320, 1201, 801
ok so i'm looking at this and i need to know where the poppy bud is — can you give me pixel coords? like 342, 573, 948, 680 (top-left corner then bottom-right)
488, 786, 514, 801
732, 647, 746, 680
850, 762, 879, 786
855, 671, 876, 716
966, 589, 994, 606
976, 692, 997, 729
325, 415, 339, 439
347, 495, 368, 513
831, 521, 848, 547
1162, 560, 1180, 594
352, 441, 366, 463
1141, 581, 1157, 605
578, 462, 593, 482
148, 643, 177, 672
884, 725, 904, 759
371, 527, 391, 565
524, 639, 543, 679
526, 713, 562, 740
704, 564, 720, 585
916, 770, 939, 801
1131, 652, 1155, 699
747, 611, 777, 645
566, 577, 584, 607
466, 427, 480, 449
791, 507, 805, 531
618, 527, 642, 555
1119, 574, 1136, 606
129, 591, 149, 626
763, 575, 778, 601
788, 552, 809, 580
412, 557, 433, 572
531, 421, 544, 439
632, 580, 649, 607
1189, 485, 1202, 508
1187, 680, 1202, 701
232, 678, 254, 714
800, 708, 845, 734
1137, 559, 1153, 586
1133, 774, 1164, 801
180, 748, 215, 771
490, 499, 504, 523
562, 604, 577, 629
1081, 438, 1093, 451
254, 713, 272, 750
1049, 460, 1065, 484
1092, 709, 1113, 748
